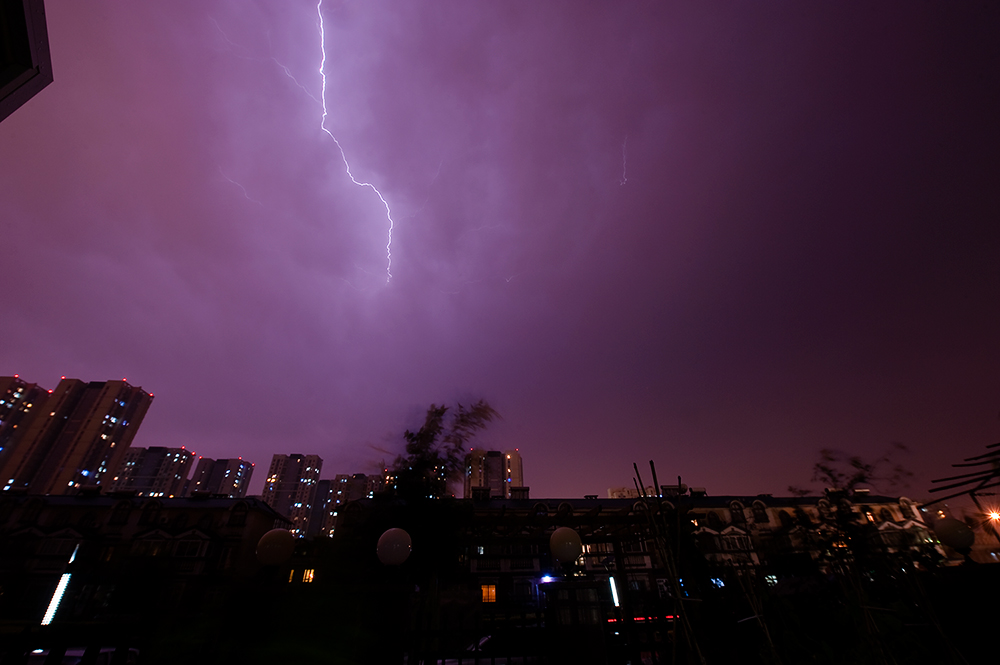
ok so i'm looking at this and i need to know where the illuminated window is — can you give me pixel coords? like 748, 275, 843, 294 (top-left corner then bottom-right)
481, 584, 496, 603
288, 570, 295, 583
303, 569, 315, 583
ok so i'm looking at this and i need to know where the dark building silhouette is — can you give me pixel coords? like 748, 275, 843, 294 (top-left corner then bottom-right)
306, 478, 333, 538
0, 493, 290, 658
465, 449, 527, 499
0, 486, 993, 663
0, 0, 53, 123
319, 489, 953, 664
0, 375, 49, 457
0, 378, 153, 495
185, 457, 253, 498
260, 453, 321, 535
108, 446, 195, 497
310, 472, 381, 537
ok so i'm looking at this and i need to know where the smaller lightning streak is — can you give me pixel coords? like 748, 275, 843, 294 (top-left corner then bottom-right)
410, 159, 444, 219
210, 18, 321, 106
620, 136, 628, 186
219, 167, 262, 206
266, 31, 322, 106
316, 0, 396, 283
209, 17, 246, 54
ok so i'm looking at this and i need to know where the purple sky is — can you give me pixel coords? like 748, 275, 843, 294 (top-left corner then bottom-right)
3, 1, 999, 500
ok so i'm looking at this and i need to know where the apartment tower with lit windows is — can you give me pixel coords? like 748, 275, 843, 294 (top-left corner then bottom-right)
0, 378, 153, 494
260, 453, 322, 535
185, 457, 254, 498
464, 449, 525, 499
0, 376, 50, 458
109, 446, 195, 497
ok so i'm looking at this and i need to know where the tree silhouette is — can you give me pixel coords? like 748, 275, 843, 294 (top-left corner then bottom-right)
789, 443, 912, 496
390, 400, 499, 499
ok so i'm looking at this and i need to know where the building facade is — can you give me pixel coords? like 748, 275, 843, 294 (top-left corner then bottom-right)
607, 486, 658, 499
0, 378, 153, 495
321, 489, 955, 664
260, 454, 322, 535
0, 493, 290, 657
0, 375, 50, 456
108, 446, 195, 497
185, 457, 254, 498
312, 472, 380, 537
465, 449, 526, 499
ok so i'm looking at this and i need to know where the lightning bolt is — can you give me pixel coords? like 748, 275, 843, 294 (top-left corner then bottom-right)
219, 166, 262, 206
316, 0, 396, 283
212, 18, 321, 105
266, 31, 322, 106
620, 135, 628, 186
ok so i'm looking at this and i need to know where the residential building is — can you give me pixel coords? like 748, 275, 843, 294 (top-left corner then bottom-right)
0, 492, 291, 655
186, 457, 254, 498
108, 446, 195, 497
325, 489, 947, 664
0, 375, 49, 455
505, 449, 523, 489
306, 479, 334, 538
313, 473, 376, 537
365, 472, 386, 497
0, 378, 153, 494
465, 449, 527, 499
260, 454, 322, 535
607, 486, 658, 499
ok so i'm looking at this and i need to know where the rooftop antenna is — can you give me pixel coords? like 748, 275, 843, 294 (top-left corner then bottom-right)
633, 462, 647, 498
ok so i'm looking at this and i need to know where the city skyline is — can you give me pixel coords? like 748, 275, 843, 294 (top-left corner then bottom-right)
2, 2, 999, 500
0, 377, 153, 494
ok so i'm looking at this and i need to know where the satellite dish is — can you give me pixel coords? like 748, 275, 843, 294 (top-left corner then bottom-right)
377, 527, 412, 566
933, 517, 975, 552
550, 526, 582, 563
256, 528, 296, 565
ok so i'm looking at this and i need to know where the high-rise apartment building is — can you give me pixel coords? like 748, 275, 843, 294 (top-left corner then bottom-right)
260, 454, 322, 535
185, 457, 254, 498
109, 446, 195, 497
0, 378, 153, 494
307, 479, 334, 538
0, 376, 50, 455
464, 449, 526, 499
504, 449, 523, 490
308, 471, 391, 537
